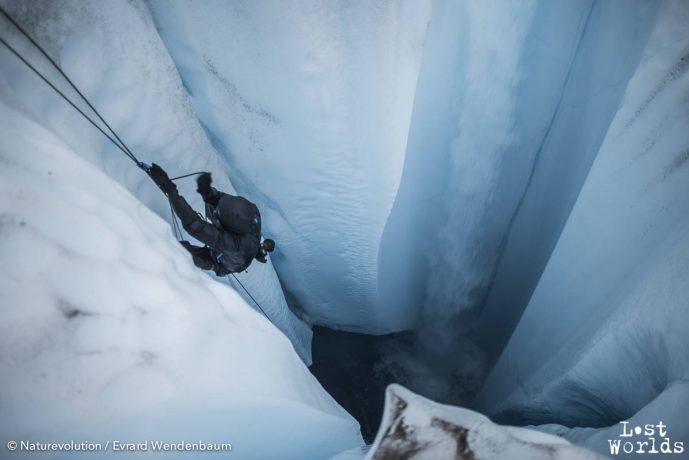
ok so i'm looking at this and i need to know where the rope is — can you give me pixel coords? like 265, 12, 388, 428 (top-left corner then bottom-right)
0, 5, 138, 163
230, 273, 271, 319
168, 199, 183, 241
170, 171, 208, 181
0, 36, 139, 163
1, 6, 274, 325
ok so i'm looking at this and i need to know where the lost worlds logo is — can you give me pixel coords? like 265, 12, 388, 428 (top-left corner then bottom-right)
609, 421, 684, 456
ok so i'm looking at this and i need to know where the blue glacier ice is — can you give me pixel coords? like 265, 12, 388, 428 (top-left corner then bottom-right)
0, 0, 687, 457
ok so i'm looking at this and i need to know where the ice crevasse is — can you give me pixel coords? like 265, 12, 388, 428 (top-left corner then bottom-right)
1, 0, 689, 458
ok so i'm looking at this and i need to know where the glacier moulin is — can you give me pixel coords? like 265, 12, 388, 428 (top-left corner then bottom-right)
0, 0, 688, 458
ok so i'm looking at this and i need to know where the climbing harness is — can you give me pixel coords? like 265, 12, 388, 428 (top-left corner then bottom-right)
0, 6, 272, 321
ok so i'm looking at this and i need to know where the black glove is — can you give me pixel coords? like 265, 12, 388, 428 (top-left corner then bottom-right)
214, 265, 230, 277
196, 172, 212, 196
148, 163, 176, 195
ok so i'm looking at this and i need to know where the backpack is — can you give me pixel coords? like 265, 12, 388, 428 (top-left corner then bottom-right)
216, 194, 260, 234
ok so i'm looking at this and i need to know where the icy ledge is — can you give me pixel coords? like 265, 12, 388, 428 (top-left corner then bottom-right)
350, 384, 605, 460
0, 101, 361, 459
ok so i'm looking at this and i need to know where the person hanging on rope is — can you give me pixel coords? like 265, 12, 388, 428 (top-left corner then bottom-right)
0, 6, 276, 280
145, 163, 275, 276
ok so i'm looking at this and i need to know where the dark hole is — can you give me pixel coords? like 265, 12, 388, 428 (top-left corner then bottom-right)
309, 326, 401, 443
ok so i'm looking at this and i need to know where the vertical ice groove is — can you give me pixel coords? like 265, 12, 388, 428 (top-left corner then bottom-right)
477, 0, 595, 315
421, 0, 539, 322
376, 0, 665, 409
476, 2, 689, 454
472, 0, 662, 365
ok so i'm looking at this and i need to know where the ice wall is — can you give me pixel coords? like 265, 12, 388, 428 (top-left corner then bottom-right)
470, 0, 660, 364
475, 0, 689, 455
377, 0, 658, 403
380, 0, 549, 342
382, 0, 658, 339
0, 100, 362, 459
146, 0, 431, 333
0, 0, 312, 363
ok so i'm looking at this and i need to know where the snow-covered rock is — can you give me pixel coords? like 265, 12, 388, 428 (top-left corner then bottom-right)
364, 385, 605, 460
0, 100, 362, 459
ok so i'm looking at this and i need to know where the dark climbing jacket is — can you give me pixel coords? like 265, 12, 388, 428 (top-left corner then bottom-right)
168, 185, 262, 274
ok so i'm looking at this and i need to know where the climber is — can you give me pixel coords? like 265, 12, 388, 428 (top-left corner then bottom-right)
145, 163, 275, 276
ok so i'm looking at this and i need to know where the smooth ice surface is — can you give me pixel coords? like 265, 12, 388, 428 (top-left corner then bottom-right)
147, 0, 432, 332
476, 0, 689, 455
0, 101, 362, 459
0, 0, 312, 364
